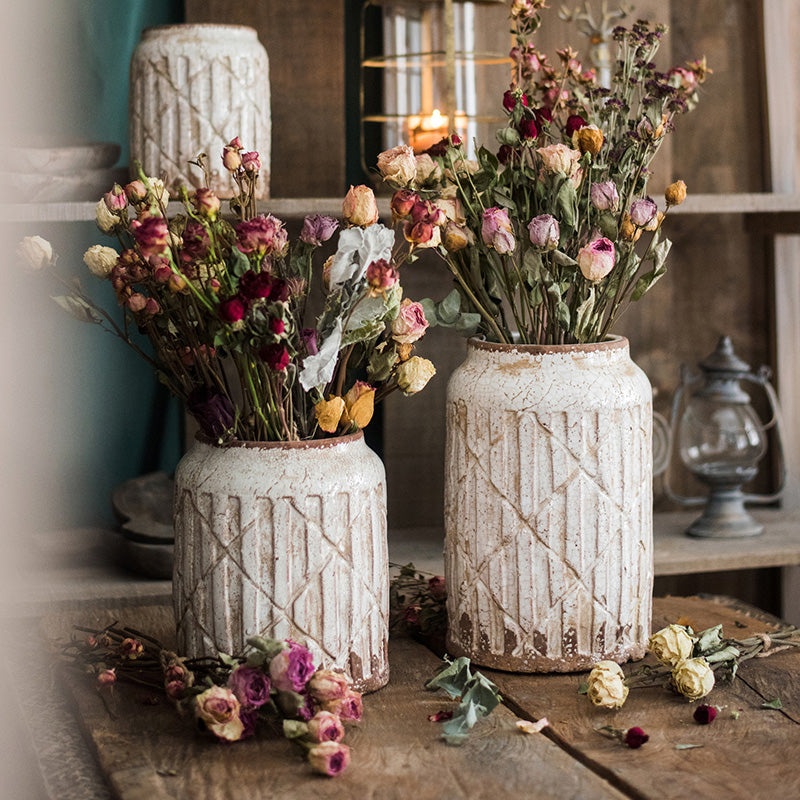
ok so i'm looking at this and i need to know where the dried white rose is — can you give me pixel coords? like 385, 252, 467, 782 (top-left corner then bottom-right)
17, 235, 53, 270
83, 245, 118, 279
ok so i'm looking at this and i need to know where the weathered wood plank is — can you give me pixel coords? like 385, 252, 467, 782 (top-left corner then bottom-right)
485, 596, 800, 800
45, 605, 628, 800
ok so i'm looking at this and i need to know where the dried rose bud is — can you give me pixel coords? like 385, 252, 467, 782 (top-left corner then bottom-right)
219, 296, 248, 324
342, 381, 376, 430
629, 197, 658, 227
577, 238, 615, 282
342, 185, 379, 227
315, 397, 345, 433
624, 727, 649, 749
392, 298, 429, 345
104, 185, 128, 212
481, 207, 515, 254
308, 741, 350, 777
590, 181, 619, 211
17, 235, 53, 271
222, 146, 242, 172
693, 704, 718, 725
527, 214, 560, 250
124, 180, 147, 203
97, 668, 116, 686
120, 637, 144, 659
443, 221, 471, 252
428, 575, 446, 599
300, 214, 339, 245
665, 179, 688, 207
366, 258, 398, 295
259, 343, 290, 372
390, 189, 418, 220
620, 213, 642, 242
241, 151, 261, 173
574, 124, 604, 156
307, 711, 345, 744
126, 293, 148, 314
586, 661, 628, 709
396, 357, 436, 396
672, 657, 715, 700
95, 198, 120, 233
565, 114, 587, 137
519, 118, 539, 140
192, 188, 221, 218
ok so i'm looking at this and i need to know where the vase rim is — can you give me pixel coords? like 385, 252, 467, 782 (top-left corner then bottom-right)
467, 334, 628, 355
194, 430, 365, 451
140, 23, 259, 38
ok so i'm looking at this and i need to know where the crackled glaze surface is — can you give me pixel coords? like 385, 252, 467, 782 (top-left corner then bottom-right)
444, 337, 653, 672
173, 433, 388, 692
129, 24, 270, 198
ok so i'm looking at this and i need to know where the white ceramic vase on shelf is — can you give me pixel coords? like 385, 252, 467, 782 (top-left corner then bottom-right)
172, 431, 389, 692
444, 336, 653, 673
129, 24, 270, 198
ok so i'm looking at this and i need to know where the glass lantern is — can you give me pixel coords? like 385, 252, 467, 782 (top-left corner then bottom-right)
359, 0, 508, 174
664, 336, 786, 537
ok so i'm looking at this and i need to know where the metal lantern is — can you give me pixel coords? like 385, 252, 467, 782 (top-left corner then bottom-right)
359, 0, 507, 171
664, 336, 786, 537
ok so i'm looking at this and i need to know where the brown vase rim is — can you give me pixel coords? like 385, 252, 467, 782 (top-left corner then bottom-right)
141, 24, 259, 38
195, 430, 365, 451
467, 334, 628, 355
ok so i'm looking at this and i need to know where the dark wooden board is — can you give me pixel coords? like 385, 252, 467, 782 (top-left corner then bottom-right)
484, 595, 800, 800
43, 605, 627, 800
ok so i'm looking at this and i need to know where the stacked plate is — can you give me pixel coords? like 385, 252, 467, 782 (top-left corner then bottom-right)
0, 139, 125, 202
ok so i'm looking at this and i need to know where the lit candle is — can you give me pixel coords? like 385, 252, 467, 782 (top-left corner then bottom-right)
407, 109, 449, 154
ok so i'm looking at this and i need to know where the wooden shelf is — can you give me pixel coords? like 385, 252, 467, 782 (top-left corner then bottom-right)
3, 193, 800, 225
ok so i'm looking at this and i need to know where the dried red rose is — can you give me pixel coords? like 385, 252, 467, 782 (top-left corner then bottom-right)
624, 727, 649, 749
693, 704, 718, 725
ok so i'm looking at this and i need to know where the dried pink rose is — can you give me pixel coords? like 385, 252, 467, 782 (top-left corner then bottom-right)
577, 238, 616, 282
481, 207, 516, 254
228, 665, 271, 711
590, 181, 620, 211
236, 214, 289, 256
241, 151, 261, 173
97, 668, 116, 686
321, 690, 363, 722
269, 641, 316, 693
536, 143, 581, 176
131, 216, 169, 259
194, 685, 244, 742
629, 197, 658, 228
306, 710, 345, 744
307, 741, 351, 777
527, 214, 559, 249
192, 188, 221, 218
391, 298, 429, 344
390, 189, 418, 220
309, 670, 351, 703
222, 145, 243, 172
103, 185, 127, 212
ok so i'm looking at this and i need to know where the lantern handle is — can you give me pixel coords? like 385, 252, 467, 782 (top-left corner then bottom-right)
738, 367, 787, 504
662, 364, 707, 507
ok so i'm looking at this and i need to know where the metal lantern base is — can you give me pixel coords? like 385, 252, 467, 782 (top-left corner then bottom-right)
686, 489, 764, 538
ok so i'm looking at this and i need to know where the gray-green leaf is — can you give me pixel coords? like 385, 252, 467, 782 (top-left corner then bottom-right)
51, 295, 103, 324
761, 698, 783, 709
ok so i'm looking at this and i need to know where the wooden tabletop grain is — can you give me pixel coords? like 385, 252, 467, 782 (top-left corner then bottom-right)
38, 595, 800, 800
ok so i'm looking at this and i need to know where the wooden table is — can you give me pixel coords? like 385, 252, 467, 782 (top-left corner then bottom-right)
34, 595, 800, 800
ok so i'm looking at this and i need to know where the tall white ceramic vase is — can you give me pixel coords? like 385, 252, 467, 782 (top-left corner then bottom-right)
129, 24, 271, 198
173, 432, 389, 692
444, 336, 653, 672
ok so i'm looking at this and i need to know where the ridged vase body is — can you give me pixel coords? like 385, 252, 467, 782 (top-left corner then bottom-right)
173, 432, 388, 692
444, 336, 653, 672
129, 24, 270, 198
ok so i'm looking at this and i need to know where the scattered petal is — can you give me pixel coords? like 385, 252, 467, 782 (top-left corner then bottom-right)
624, 727, 649, 749
428, 710, 454, 723
517, 718, 549, 734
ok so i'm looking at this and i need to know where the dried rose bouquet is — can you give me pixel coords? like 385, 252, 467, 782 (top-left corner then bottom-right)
376, 1, 709, 345
20, 139, 435, 442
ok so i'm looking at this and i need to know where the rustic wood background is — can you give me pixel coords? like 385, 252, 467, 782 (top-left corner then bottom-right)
185, 1, 794, 613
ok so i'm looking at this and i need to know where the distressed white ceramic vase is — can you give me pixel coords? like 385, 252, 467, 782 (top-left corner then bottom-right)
444, 336, 653, 672
173, 432, 389, 691
129, 24, 270, 198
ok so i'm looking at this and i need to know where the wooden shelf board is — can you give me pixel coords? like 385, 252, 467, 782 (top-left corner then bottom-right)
4, 193, 800, 224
